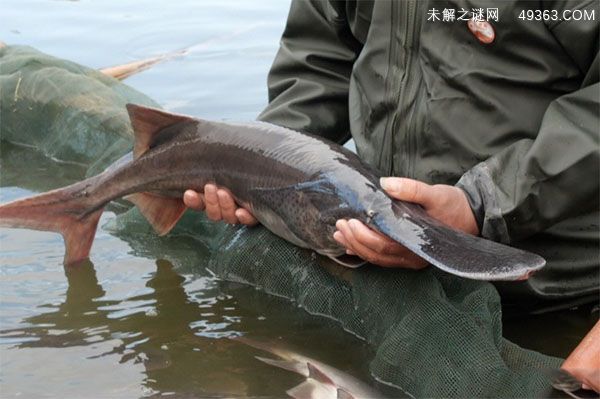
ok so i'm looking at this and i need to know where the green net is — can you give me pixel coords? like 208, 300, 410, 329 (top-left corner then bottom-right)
0, 45, 566, 398
0, 45, 159, 176
203, 224, 564, 398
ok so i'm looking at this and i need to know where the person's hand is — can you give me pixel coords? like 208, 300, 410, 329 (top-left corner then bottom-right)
333, 177, 480, 268
562, 320, 600, 392
183, 184, 258, 226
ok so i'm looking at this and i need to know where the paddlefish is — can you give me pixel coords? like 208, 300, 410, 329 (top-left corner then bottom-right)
0, 104, 546, 280
233, 336, 384, 399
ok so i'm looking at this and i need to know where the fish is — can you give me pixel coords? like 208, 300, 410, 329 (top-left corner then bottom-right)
99, 24, 264, 80
550, 369, 597, 399
233, 336, 383, 399
99, 50, 188, 80
0, 104, 546, 280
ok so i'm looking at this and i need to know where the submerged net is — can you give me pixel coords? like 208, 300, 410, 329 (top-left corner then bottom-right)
0, 45, 565, 398
206, 224, 564, 397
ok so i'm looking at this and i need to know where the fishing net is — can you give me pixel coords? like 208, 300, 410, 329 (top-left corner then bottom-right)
204, 223, 566, 397
0, 44, 159, 176
0, 45, 566, 398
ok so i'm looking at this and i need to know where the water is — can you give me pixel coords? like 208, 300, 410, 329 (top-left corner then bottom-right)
0, 1, 595, 397
0, 1, 378, 397
1, 0, 285, 122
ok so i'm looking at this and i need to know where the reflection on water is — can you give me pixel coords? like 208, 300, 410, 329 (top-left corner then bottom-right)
1, 259, 244, 396
0, 249, 374, 397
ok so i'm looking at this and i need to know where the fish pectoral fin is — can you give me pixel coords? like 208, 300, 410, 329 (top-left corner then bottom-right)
124, 193, 186, 236
327, 254, 367, 269
250, 176, 339, 212
286, 380, 337, 399
125, 104, 195, 158
255, 356, 309, 377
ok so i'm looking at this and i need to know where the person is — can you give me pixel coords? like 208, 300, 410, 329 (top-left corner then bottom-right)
183, 0, 599, 391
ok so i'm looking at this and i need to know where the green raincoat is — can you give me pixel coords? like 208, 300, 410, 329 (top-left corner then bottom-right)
258, 0, 599, 310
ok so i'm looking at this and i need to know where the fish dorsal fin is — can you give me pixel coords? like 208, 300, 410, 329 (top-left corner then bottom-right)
307, 362, 335, 386
125, 104, 194, 159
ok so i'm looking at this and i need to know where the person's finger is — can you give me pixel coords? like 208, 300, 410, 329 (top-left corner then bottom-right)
336, 220, 424, 268
217, 188, 239, 224
335, 226, 384, 262
563, 321, 600, 393
333, 230, 349, 247
183, 190, 205, 210
346, 219, 406, 255
380, 177, 435, 208
336, 220, 372, 257
333, 232, 362, 258
235, 208, 259, 226
203, 184, 222, 221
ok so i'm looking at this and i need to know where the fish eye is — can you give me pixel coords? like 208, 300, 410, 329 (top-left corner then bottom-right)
366, 209, 375, 218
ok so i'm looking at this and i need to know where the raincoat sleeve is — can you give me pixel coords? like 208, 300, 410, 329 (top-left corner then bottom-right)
456, 9, 599, 244
257, 0, 362, 144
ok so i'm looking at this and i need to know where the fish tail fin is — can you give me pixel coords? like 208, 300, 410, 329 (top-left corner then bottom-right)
61, 208, 104, 265
369, 200, 545, 281
0, 182, 104, 265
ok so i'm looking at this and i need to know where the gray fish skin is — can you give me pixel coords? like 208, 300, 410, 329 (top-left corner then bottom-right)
233, 336, 382, 399
0, 104, 545, 280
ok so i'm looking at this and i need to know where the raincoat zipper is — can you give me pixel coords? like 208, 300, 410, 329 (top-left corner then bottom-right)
379, 0, 401, 175
386, 0, 422, 177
